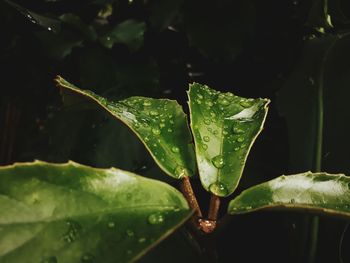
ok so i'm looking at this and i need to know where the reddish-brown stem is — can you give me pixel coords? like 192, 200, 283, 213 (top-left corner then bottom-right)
198, 194, 221, 234
208, 194, 220, 221
180, 176, 203, 220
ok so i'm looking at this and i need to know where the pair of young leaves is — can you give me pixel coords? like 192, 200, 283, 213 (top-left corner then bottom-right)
2, 77, 350, 263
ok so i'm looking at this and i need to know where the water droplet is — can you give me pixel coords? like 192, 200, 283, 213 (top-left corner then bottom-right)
223, 130, 228, 135
290, 199, 296, 204
143, 100, 151, 106
234, 147, 240, 151
41, 256, 57, 263
81, 253, 95, 263
206, 101, 213, 107
149, 110, 159, 116
63, 220, 82, 243
213, 130, 218, 135
107, 222, 115, 228
204, 119, 211, 125
197, 94, 204, 99
152, 128, 161, 135
232, 127, 244, 134
171, 147, 180, 153
133, 122, 140, 128
202, 144, 208, 150
148, 213, 164, 225
203, 136, 210, 142
217, 94, 230, 106
174, 166, 187, 178
212, 155, 225, 168
145, 136, 150, 142
138, 237, 146, 243
237, 137, 244, 142
240, 100, 253, 108
209, 182, 228, 196
126, 229, 134, 237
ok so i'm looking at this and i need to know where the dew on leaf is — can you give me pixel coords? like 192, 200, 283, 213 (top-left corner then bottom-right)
203, 136, 210, 142
204, 119, 211, 125
171, 146, 180, 153
152, 128, 161, 135
212, 155, 225, 168
107, 222, 115, 228
148, 213, 165, 225
81, 253, 95, 263
174, 166, 187, 178
237, 137, 244, 142
143, 100, 151, 106
149, 110, 159, 116
232, 127, 244, 134
202, 144, 208, 150
126, 229, 134, 237
63, 220, 82, 243
138, 237, 146, 243
209, 182, 228, 196
240, 100, 253, 108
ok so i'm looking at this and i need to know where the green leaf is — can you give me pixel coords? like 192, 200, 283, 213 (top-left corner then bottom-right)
228, 172, 350, 219
277, 33, 350, 174
188, 83, 270, 197
0, 161, 191, 263
100, 19, 146, 51
306, 0, 333, 33
55, 76, 196, 179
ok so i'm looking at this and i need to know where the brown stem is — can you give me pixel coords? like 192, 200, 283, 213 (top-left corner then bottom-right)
208, 194, 220, 221
198, 194, 221, 234
180, 176, 202, 219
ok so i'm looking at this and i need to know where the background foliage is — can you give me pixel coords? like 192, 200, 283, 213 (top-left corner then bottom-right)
1, 0, 350, 262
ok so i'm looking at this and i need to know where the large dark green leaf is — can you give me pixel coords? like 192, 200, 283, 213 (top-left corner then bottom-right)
0, 161, 191, 263
277, 33, 350, 174
188, 83, 270, 197
100, 20, 146, 51
55, 76, 196, 179
228, 172, 350, 219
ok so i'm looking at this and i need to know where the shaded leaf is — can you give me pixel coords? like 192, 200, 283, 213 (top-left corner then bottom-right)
184, 0, 255, 60
4, 0, 61, 32
228, 172, 350, 219
277, 33, 350, 174
100, 19, 146, 51
188, 83, 269, 197
55, 76, 196, 179
149, 0, 184, 30
0, 161, 191, 263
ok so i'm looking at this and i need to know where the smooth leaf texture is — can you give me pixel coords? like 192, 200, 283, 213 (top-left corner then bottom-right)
55, 76, 196, 179
228, 172, 350, 218
0, 161, 191, 263
100, 20, 146, 51
277, 33, 350, 174
188, 83, 269, 197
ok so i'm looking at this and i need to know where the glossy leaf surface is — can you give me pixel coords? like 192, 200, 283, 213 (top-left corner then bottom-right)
188, 83, 270, 197
56, 76, 196, 179
0, 161, 191, 263
228, 172, 350, 218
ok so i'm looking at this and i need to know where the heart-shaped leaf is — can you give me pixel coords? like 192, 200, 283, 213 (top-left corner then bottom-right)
228, 172, 350, 218
55, 76, 196, 179
0, 161, 191, 263
188, 83, 269, 197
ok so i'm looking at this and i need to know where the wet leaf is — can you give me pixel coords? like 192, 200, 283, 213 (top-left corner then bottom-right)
100, 19, 146, 51
228, 172, 350, 219
0, 161, 191, 263
55, 76, 196, 179
188, 83, 269, 197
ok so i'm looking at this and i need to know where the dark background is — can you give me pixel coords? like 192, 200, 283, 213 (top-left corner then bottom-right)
1, 0, 350, 262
